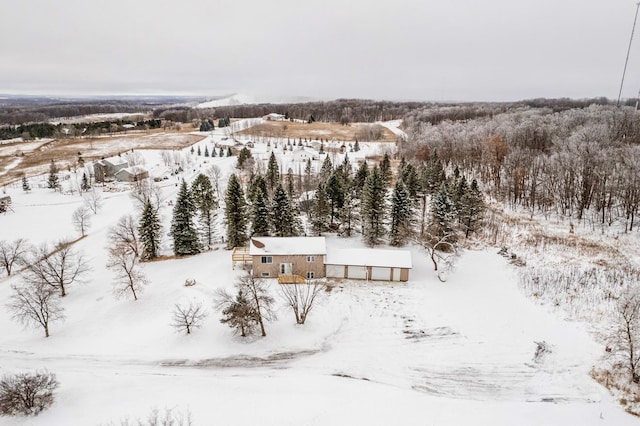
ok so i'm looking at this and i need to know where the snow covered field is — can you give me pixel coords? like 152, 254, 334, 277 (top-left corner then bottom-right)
0, 134, 636, 425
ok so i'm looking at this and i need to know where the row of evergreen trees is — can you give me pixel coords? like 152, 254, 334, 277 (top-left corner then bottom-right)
136, 174, 219, 259
223, 150, 485, 248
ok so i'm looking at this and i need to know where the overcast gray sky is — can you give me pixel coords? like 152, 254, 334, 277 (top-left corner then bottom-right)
1, 0, 638, 102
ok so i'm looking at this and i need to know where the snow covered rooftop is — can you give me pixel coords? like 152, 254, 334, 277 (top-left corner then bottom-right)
325, 248, 412, 269
103, 156, 128, 167
249, 237, 326, 256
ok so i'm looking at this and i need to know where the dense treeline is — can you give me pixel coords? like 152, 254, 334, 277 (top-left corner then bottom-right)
199, 99, 429, 123
0, 96, 204, 126
0, 119, 163, 140
402, 104, 640, 230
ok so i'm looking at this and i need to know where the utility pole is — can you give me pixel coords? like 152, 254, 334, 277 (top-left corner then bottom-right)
617, 2, 640, 107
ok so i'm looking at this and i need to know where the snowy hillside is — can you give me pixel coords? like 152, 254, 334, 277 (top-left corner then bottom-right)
0, 125, 636, 425
196, 93, 316, 109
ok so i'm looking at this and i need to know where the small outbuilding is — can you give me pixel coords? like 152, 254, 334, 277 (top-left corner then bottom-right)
114, 166, 149, 182
325, 248, 412, 282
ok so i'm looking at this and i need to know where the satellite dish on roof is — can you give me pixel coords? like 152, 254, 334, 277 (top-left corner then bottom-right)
251, 238, 265, 249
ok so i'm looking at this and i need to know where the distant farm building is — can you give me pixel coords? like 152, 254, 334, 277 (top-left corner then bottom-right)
93, 157, 128, 182
115, 166, 149, 182
263, 113, 286, 121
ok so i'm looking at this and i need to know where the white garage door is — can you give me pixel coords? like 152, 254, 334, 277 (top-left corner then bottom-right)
326, 264, 344, 278
371, 267, 390, 281
347, 266, 367, 280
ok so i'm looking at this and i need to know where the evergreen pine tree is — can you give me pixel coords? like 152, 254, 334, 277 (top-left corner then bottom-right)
81, 173, 90, 192
380, 152, 392, 187
139, 199, 162, 260
191, 174, 218, 247
286, 168, 295, 200
430, 183, 457, 243
190, 146, 195, 154
170, 180, 202, 256
354, 140, 360, 152
47, 160, 59, 189
362, 165, 386, 246
219, 147, 224, 157
389, 181, 411, 246
226, 147, 232, 157
271, 185, 299, 237
22, 176, 30, 192
304, 159, 313, 192
247, 174, 268, 204
211, 145, 217, 157
237, 147, 252, 169
319, 155, 333, 183
311, 182, 330, 235
197, 146, 202, 156
353, 161, 369, 197
326, 172, 345, 226
459, 179, 485, 238
399, 163, 420, 201
251, 187, 270, 237
224, 174, 248, 248
266, 152, 280, 192
452, 175, 468, 219
204, 146, 210, 157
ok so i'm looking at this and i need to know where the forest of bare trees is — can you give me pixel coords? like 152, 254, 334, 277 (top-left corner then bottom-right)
402, 104, 640, 231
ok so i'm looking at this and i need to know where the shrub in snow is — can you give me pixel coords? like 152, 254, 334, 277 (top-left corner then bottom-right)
102, 407, 192, 426
0, 371, 58, 416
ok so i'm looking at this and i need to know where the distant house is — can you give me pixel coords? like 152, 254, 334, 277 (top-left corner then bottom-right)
263, 113, 286, 121
115, 166, 149, 182
93, 157, 129, 182
290, 147, 319, 162
249, 237, 326, 280
325, 248, 412, 282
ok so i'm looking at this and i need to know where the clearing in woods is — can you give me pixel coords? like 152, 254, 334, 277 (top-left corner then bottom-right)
236, 120, 398, 142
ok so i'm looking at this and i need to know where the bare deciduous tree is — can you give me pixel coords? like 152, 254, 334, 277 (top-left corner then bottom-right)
0, 371, 59, 415
106, 245, 148, 301
108, 215, 140, 258
205, 165, 222, 198
279, 273, 325, 325
171, 300, 207, 335
0, 238, 30, 276
8, 282, 64, 338
71, 206, 91, 237
610, 289, 640, 383
24, 243, 89, 297
418, 231, 458, 282
84, 189, 103, 214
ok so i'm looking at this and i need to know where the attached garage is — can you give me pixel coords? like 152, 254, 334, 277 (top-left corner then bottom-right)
325, 248, 412, 282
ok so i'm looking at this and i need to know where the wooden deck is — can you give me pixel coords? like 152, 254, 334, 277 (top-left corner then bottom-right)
278, 274, 306, 284
231, 247, 251, 269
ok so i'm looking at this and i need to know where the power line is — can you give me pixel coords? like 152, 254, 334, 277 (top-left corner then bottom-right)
617, 2, 640, 107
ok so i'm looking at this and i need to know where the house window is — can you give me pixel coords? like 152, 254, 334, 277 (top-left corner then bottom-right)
306, 255, 315, 262
306, 271, 315, 279
261, 256, 272, 264
261, 272, 270, 277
